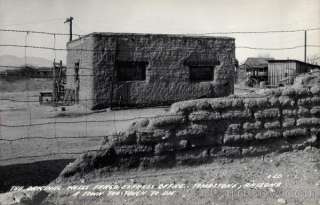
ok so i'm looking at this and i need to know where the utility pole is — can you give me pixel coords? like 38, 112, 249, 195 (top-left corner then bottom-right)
304, 30, 307, 62
64, 16, 74, 42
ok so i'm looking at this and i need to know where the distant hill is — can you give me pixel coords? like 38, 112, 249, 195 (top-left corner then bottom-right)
0, 55, 53, 92
0, 55, 52, 71
0, 78, 52, 92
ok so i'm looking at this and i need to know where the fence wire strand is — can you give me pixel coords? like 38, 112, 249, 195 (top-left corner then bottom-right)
1, 26, 320, 36
0, 27, 319, 163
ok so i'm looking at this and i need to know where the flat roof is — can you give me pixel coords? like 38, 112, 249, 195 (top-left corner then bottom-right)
68, 32, 235, 45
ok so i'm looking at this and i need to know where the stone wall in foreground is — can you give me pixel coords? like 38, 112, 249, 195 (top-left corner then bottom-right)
59, 86, 320, 179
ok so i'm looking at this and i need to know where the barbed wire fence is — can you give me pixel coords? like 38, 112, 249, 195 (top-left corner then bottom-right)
0, 27, 319, 164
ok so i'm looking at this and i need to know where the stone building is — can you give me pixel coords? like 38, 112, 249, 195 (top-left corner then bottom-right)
66, 32, 236, 109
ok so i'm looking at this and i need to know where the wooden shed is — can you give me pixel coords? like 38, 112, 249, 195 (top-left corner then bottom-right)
268, 60, 320, 86
240, 57, 274, 87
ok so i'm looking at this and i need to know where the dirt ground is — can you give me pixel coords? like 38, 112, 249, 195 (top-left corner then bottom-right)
1, 147, 319, 205
0, 91, 167, 165
0, 85, 255, 166
1, 84, 320, 204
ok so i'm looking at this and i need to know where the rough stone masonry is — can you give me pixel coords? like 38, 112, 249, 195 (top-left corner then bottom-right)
66, 33, 236, 109
58, 85, 320, 180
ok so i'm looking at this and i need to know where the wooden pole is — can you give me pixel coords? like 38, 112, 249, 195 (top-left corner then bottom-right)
304, 30, 307, 62
64, 17, 74, 42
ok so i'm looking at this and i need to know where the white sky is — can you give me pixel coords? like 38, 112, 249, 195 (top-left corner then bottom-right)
0, 0, 319, 63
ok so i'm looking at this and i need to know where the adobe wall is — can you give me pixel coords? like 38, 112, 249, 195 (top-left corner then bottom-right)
59, 85, 320, 179
89, 33, 235, 109
66, 36, 95, 109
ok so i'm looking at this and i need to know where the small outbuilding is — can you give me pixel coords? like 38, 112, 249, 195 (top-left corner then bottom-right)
268, 59, 320, 86
240, 57, 274, 87
66, 32, 236, 109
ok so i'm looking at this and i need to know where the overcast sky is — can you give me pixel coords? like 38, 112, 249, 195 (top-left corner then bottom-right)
0, 0, 319, 64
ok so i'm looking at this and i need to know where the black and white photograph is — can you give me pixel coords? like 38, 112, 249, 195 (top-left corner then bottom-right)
0, 0, 320, 204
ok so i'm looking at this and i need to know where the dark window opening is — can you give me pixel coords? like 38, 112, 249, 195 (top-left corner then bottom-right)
189, 66, 214, 82
74, 61, 80, 103
116, 61, 148, 81
74, 61, 79, 81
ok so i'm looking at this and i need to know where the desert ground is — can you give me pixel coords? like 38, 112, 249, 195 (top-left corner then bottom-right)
0, 89, 168, 193
1, 81, 319, 205
0, 85, 253, 166
0, 90, 167, 166
1, 146, 319, 205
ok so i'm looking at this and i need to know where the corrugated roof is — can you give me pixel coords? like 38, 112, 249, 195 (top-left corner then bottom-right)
243, 57, 274, 68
